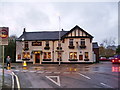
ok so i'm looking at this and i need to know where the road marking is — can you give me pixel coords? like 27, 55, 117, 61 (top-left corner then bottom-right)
46, 71, 52, 73
100, 83, 113, 88
63, 72, 70, 74
29, 70, 36, 73
37, 71, 44, 73
78, 73, 91, 80
12, 72, 21, 90
54, 72, 60, 74
11, 73, 14, 90
46, 76, 60, 86
14, 70, 20, 72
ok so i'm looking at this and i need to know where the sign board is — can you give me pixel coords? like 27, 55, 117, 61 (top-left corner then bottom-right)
0, 27, 9, 45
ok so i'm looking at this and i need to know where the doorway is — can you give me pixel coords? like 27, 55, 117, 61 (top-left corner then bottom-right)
35, 54, 40, 63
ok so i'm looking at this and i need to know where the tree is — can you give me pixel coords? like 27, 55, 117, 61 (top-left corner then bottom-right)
4, 35, 17, 63
116, 45, 120, 54
99, 37, 116, 57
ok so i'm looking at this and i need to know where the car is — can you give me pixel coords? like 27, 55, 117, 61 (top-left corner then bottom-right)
99, 57, 108, 61
108, 57, 114, 60
111, 55, 120, 64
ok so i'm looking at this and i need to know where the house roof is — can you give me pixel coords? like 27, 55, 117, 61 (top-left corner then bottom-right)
16, 31, 68, 41
16, 25, 93, 41
92, 42, 99, 48
61, 25, 93, 39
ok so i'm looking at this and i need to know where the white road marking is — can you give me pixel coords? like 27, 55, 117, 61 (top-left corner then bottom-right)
12, 72, 21, 90
45, 72, 52, 74
100, 83, 113, 88
78, 73, 91, 80
54, 72, 60, 74
63, 72, 70, 74
36, 71, 44, 73
29, 70, 36, 73
46, 76, 60, 86
14, 70, 20, 72
11, 73, 14, 90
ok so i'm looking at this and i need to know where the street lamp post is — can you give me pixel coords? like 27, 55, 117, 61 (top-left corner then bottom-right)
58, 13, 61, 66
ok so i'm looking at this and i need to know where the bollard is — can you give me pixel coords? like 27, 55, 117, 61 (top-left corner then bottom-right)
23, 61, 27, 69
7, 64, 11, 70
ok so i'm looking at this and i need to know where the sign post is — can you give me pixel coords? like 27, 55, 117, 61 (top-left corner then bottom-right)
0, 27, 9, 88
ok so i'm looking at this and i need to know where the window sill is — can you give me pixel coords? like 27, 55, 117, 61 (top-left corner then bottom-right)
22, 58, 30, 60
69, 59, 78, 61
68, 46, 75, 49
80, 45, 86, 49
43, 59, 51, 61
44, 47, 50, 50
84, 59, 89, 61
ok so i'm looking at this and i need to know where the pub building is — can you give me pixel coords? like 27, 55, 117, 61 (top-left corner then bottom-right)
16, 25, 99, 64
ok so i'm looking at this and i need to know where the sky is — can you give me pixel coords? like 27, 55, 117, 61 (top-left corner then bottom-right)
0, 0, 118, 45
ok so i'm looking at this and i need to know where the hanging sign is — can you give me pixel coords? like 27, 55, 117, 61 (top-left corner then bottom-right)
0, 27, 9, 45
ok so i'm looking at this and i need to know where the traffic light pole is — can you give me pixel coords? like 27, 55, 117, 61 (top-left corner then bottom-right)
2, 45, 4, 88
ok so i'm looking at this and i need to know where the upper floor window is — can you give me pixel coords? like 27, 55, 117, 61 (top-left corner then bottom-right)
69, 39, 73, 46
24, 42, 28, 49
58, 41, 61, 47
46, 41, 49, 47
74, 30, 76, 36
80, 39, 85, 46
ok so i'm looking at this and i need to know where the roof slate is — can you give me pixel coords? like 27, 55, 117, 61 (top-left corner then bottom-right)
16, 31, 68, 41
92, 42, 99, 48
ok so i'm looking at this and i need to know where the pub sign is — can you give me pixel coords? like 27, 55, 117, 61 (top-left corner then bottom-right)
0, 27, 9, 45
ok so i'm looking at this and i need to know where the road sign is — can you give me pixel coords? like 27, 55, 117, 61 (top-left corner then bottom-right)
0, 27, 9, 45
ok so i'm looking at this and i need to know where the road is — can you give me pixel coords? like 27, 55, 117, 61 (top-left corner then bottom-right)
11, 61, 119, 89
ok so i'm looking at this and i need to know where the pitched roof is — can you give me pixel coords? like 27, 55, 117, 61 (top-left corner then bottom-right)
61, 25, 93, 39
92, 42, 99, 48
16, 25, 93, 41
16, 31, 68, 41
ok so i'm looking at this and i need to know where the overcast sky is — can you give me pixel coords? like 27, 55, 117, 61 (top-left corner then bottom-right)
0, 0, 118, 45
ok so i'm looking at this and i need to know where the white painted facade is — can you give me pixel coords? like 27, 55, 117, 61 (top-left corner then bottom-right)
16, 26, 95, 64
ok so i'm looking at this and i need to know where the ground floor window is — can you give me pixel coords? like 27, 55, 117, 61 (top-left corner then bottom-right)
17, 54, 21, 60
22, 52, 30, 60
69, 52, 77, 59
79, 55, 83, 60
85, 52, 89, 59
43, 52, 51, 59
57, 52, 62, 61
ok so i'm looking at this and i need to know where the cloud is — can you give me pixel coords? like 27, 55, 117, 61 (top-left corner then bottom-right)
0, 2, 118, 45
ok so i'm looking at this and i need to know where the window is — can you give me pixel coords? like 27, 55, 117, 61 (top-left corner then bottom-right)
79, 55, 83, 60
57, 52, 62, 61
69, 52, 77, 59
58, 41, 61, 47
24, 42, 28, 49
74, 30, 76, 36
85, 52, 89, 59
22, 52, 30, 59
46, 41, 49, 47
43, 52, 51, 59
78, 30, 80, 36
69, 39, 73, 46
81, 39, 85, 46
18, 54, 21, 60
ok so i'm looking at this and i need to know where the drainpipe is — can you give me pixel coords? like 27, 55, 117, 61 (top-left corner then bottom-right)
52, 41, 54, 62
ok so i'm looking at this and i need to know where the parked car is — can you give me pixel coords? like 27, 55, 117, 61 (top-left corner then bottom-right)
111, 55, 120, 64
99, 57, 108, 61
108, 57, 114, 60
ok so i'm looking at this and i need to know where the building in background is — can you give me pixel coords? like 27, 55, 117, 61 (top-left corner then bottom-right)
16, 25, 98, 64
